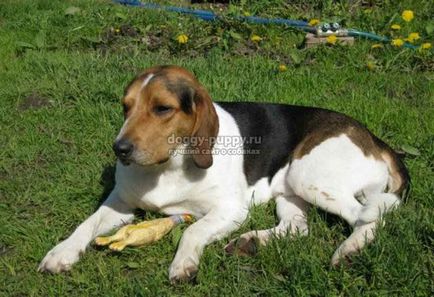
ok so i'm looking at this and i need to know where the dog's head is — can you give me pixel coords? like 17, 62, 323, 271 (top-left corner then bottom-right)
113, 65, 218, 169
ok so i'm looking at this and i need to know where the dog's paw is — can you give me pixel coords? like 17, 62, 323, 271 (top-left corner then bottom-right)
38, 243, 81, 273
168, 257, 198, 284
330, 246, 353, 268
224, 236, 258, 257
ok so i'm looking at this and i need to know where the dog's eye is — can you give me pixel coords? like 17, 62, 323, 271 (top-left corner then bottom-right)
153, 105, 174, 116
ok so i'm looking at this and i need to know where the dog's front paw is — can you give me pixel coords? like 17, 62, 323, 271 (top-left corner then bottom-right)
38, 242, 81, 273
168, 256, 198, 284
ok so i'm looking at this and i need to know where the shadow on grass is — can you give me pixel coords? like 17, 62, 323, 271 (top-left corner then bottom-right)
97, 163, 147, 219
98, 164, 116, 208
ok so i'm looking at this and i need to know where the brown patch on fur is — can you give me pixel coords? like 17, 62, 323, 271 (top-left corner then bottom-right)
320, 191, 329, 197
292, 111, 382, 160
190, 84, 219, 168
345, 126, 382, 159
371, 135, 410, 197
379, 149, 410, 197
321, 191, 335, 201
381, 152, 402, 193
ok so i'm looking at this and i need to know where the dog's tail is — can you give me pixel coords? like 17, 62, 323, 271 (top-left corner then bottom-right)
374, 136, 411, 201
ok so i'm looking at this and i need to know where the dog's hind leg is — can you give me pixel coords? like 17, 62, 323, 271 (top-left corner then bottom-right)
224, 195, 308, 256
331, 192, 400, 265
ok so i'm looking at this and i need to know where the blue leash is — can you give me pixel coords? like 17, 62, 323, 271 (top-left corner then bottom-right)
113, 0, 423, 50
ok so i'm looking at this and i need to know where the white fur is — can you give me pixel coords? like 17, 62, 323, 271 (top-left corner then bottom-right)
39, 104, 400, 279
115, 117, 130, 141
141, 73, 154, 89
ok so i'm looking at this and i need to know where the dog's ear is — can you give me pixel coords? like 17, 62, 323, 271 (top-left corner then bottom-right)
191, 85, 219, 169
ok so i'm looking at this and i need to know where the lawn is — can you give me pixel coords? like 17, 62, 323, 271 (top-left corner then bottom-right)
0, 0, 433, 296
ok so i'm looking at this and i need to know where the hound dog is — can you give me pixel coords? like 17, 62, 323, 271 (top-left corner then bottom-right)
39, 65, 409, 282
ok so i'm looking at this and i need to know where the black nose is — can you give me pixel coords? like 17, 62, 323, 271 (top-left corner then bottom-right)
113, 139, 134, 159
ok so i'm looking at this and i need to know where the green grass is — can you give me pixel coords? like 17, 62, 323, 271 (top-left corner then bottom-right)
0, 0, 433, 296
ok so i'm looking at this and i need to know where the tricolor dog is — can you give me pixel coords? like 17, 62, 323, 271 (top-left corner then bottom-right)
39, 65, 409, 282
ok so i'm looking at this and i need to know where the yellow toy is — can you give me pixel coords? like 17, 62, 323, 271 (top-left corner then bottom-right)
95, 214, 193, 251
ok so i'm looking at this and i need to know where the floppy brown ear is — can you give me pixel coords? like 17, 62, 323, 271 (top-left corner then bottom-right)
191, 85, 219, 169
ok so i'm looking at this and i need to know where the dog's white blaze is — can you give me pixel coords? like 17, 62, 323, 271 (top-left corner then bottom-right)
116, 73, 155, 141
141, 73, 154, 89
115, 117, 130, 141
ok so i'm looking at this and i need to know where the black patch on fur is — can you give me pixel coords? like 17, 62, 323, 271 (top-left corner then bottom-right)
218, 102, 298, 184
165, 79, 195, 114
217, 102, 373, 185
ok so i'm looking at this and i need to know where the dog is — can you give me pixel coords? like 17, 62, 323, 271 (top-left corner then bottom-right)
39, 65, 409, 282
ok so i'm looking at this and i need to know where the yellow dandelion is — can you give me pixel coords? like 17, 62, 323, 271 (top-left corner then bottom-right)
391, 38, 404, 47
114, 28, 120, 33
308, 19, 320, 26
421, 42, 432, 49
176, 34, 189, 44
251, 35, 262, 43
366, 61, 376, 71
371, 43, 383, 49
326, 35, 337, 45
406, 32, 420, 43
278, 64, 288, 72
401, 10, 414, 22
390, 24, 401, 30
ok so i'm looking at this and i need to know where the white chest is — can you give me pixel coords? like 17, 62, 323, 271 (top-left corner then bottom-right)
114, 161, 219, 217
